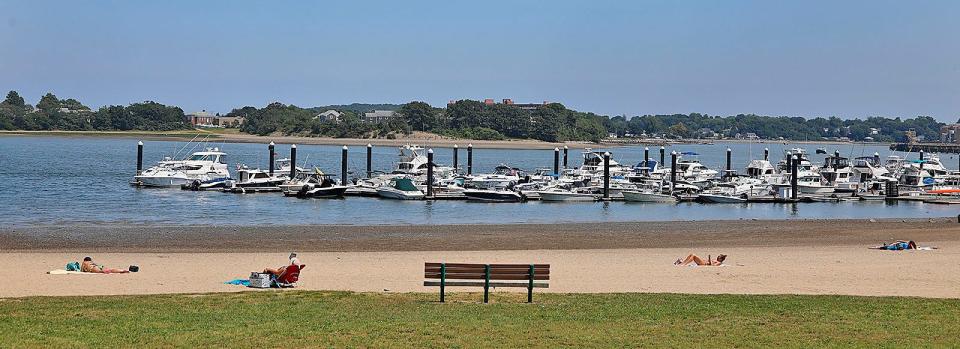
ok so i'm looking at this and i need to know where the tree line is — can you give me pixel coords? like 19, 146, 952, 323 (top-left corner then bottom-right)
0, 89, 951, 143
603, 113, 944, 143
0, 91, 190, 131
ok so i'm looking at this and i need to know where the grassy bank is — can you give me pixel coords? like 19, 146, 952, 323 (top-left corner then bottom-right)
1, 292, 957, 347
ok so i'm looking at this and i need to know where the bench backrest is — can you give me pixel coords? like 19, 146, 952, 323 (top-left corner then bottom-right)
424, 263, 550, 281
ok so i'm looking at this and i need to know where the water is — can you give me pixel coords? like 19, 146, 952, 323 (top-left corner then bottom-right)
1, 135, 957, 227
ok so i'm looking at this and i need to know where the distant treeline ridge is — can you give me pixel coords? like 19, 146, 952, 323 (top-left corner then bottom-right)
0, 90, 948, 143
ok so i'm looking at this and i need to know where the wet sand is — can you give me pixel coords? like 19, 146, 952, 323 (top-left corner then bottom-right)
2, 219, 958, 298
1, 218, 957, 252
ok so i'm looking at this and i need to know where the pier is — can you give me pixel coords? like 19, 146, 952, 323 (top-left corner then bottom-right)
889, 142, 960, 154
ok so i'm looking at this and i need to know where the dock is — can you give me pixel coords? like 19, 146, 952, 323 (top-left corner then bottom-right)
889, 142, 960, 154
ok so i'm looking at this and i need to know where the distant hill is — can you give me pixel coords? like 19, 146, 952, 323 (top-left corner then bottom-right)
308, 103, 401, 114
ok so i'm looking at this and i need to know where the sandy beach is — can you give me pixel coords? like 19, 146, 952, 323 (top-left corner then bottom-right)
2, 219, 958, 298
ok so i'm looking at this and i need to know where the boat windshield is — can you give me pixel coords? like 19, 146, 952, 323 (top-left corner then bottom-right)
189, 154, 210, 161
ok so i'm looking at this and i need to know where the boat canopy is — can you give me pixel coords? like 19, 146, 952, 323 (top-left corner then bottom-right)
393, 178, 419, 191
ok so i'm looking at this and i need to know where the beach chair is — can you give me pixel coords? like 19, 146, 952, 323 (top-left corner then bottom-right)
272, 264, 305, 288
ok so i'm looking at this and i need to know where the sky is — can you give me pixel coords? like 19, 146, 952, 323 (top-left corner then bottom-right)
1, 1, 958, 120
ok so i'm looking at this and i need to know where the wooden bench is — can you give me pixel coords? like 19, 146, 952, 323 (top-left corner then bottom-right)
424, 262, 550, 303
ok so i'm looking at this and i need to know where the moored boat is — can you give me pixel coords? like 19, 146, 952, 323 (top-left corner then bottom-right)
463, 188, 524, 202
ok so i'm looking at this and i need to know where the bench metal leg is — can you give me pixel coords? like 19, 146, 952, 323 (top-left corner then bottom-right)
527, 264, 534, 303
440, 263, 446, 303
483, 264, 490, 303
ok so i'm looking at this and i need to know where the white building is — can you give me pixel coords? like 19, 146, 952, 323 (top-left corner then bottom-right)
315, 110, 343, 122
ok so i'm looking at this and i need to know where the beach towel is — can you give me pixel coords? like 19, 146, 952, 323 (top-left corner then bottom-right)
47, 269, 97, 275
869, 246, 938, 251
225, 279, 251, 286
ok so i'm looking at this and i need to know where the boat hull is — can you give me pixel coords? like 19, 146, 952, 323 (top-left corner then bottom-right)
538, 191, 596, 202
622, 190, 676, 203
463, 190, 523, 202
376, 188, 424, 200
697, 194, 747, 203
134, 175, 193, 187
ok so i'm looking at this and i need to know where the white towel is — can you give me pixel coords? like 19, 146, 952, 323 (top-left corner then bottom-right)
47, 269, 95, 275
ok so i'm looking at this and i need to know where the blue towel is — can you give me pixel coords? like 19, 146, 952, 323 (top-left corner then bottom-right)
225, 279, 250, 286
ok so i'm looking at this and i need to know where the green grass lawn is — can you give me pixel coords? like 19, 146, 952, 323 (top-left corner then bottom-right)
0, 292, 957, 348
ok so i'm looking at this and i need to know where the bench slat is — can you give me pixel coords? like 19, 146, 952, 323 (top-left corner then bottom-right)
425, 273, 550, 280
425, 263, 550, 268
425, 267, 550, 275
425, 266, 550, 272
424, 281, 549, 288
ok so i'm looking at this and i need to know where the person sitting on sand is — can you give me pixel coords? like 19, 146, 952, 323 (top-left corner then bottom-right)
262, 253, 303, 278
674, 254, 726, 266
872, 240, 917, 251
80, 256, 130, 274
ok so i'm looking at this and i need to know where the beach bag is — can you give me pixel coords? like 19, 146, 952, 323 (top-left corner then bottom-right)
248, 272, 272, 288
66, 262, 81, 271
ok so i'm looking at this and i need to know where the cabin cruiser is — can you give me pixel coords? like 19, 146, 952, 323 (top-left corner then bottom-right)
348, 175, 393, 197
622, 179, 677, 203
464, 164, 524, 189
777, 148, 819, 173
223, 158, 299, 192
537, 181, 596, 202
392, 145, 430, 175
376, 177, 425, 200
848, 154, 896, 193
773, 170, 834, 195
698, 177, 767, 203
653, 152, 717, 188
820, 155, 854, 193
282, 169, 348, 198
626, 159, 662, 181
745, 159, 779, 183
134, 148, 231, 187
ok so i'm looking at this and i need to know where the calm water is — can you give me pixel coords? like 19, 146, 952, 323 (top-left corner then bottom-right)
1, 135, 957, 227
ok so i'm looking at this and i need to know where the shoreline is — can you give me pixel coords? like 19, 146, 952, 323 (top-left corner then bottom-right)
0, 130, 873, 149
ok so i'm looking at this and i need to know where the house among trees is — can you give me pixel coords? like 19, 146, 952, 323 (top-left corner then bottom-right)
186, 111, 217, 126
362, 110, 398, 123
315, 110, 343, 122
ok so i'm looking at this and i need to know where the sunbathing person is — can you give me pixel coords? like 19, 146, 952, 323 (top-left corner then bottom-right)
80, 256, 130, 274
674, 254, 726, 266
262, 253, 303, 278
871, 240, 917, 250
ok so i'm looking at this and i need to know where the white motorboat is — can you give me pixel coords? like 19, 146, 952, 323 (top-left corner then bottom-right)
134, 148, 231, 187
282, 170, 348, 198
376, 177, 425, 200
465, 164, 524, 189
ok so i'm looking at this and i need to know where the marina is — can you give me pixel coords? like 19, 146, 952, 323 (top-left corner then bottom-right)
3, 135, 960, 227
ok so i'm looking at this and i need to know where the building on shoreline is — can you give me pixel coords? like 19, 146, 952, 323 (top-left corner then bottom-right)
450, 98, 552, 111
186, 111, 244, 127
362, 110, 398, 123
316, 110, 343, 122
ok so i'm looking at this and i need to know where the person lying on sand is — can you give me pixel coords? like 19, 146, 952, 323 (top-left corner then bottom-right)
262, 253, 303, 278
871, 240, 918, 251
80, 256, 130, 274
674, 254, 726, 266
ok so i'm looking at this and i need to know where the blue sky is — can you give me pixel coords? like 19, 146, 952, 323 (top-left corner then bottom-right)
1, 1, 957, 120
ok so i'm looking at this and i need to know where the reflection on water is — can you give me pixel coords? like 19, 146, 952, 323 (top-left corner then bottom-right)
0, 136, 956, 227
